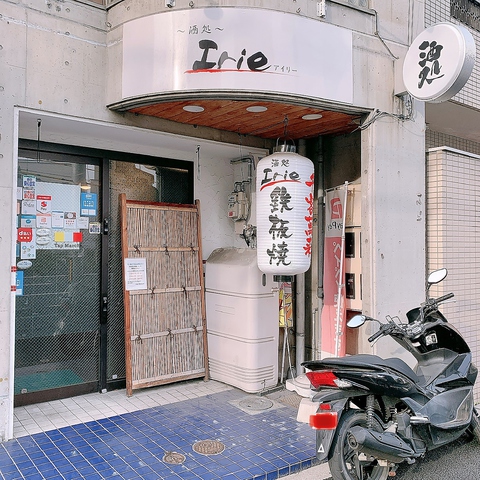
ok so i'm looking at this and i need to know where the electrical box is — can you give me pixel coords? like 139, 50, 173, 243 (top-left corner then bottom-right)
345, 184, 362, 311
228, 191, 248, 221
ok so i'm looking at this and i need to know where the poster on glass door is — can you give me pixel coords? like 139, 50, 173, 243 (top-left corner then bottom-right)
17, 177, 88, 252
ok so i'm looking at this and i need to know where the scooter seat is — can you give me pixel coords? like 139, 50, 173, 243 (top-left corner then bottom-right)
309, 354, 421, 384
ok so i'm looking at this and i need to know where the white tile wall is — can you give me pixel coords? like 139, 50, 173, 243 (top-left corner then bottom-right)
426, 0, 480, 109
427, 147, 480, 400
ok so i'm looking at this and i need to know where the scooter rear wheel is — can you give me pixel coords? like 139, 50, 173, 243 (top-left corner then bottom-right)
329, 409, 389, 480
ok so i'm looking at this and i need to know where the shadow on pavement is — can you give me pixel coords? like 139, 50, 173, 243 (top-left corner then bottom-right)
395, 434, 479, 480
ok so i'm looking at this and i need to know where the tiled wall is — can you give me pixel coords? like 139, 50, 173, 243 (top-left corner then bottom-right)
425, 2, 480, 401
427, 147, 480, 400
426, 130, 480, 154
425, 0, 480, 109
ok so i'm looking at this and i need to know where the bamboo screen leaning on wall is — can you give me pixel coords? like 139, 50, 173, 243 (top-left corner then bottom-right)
120, 194, 209, 396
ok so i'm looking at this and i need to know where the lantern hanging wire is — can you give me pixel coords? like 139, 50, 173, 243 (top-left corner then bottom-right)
283, 115, 289, 138
274, 116, 296, 153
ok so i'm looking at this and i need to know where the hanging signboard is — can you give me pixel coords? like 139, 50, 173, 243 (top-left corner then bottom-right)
321, 185, 347, 357
402, 22, 476, 103
121, 8, 353, 104
256, 150, 314, 276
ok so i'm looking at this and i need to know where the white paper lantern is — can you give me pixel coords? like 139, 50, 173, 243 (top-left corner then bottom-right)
256, 149, 314, 275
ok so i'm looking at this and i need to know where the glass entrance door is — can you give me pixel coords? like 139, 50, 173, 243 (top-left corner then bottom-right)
15, 149, 102, 405
14, 142, 194, 406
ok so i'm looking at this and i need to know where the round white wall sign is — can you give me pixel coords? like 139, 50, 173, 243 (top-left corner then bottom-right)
403, 22, 476, 103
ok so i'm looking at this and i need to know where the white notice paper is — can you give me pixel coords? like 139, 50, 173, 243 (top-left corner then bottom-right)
124, 258, 148, 291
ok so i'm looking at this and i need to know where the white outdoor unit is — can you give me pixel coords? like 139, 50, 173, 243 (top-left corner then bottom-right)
205, 247, 278, 393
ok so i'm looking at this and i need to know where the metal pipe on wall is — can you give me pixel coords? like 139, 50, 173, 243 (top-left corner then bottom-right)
295, 274, 305, 374
315, 137, 325, 360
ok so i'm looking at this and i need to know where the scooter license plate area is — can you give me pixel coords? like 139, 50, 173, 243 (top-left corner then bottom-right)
315, 427, 336, 462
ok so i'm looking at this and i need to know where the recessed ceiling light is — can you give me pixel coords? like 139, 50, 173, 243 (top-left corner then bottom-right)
246, 106, 268, 113
302, 113, 323, 120
183, 105, 204, 113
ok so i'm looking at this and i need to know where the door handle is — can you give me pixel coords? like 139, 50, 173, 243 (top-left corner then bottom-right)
102, 296, 108, 313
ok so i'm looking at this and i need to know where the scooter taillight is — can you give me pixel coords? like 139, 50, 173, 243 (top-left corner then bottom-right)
309, 411, 338, 430
305, 370, 339, 388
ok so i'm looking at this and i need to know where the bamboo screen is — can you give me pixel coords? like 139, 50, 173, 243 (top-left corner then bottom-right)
120, 195, 208, 395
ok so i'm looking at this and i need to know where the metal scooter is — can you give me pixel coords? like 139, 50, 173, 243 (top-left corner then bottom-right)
301, 268, 480, 480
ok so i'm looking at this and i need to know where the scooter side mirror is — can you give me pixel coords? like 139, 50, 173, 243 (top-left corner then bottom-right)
427, 268, 447, 286
347, 314, 366, 328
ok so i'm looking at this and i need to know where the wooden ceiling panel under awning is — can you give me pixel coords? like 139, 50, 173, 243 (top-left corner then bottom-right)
128, 99, 363, 140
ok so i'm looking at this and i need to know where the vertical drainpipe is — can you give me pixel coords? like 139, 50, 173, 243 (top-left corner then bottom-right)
295, 273, 305, 374
296, 140, 307, 374
315, 137, 324, 360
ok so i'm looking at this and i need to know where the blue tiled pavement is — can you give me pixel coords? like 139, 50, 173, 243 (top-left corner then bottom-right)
0, 389, 317, 479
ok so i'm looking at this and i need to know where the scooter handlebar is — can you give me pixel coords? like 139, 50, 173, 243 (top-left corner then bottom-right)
434, 292, 454, 304
368, 324, 388, 343
368, 330, 383, 343
365, 292, 455, 344
422, 292, 454, 314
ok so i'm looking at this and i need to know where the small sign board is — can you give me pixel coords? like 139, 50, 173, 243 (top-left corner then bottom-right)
122, 8, 353, 104
403, 22, 476, 103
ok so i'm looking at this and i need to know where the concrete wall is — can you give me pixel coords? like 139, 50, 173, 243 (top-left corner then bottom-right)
360, 114, 426, 360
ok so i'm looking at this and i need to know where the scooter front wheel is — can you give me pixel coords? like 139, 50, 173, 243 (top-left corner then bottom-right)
329, 409, 389, 480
